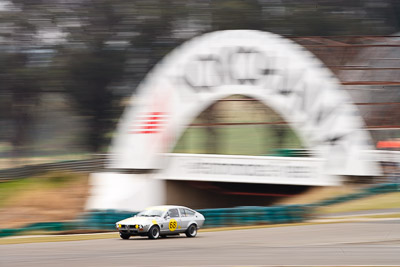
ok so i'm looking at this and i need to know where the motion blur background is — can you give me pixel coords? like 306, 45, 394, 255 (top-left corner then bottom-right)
0, 0, 399, 229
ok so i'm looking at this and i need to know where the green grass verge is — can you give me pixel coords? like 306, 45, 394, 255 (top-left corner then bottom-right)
173, 125, 302, 155
0, 172, 82, 208
317, 191, 400, 215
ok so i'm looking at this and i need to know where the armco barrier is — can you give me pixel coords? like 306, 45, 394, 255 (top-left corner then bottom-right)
79, 205, 313, 230
80, 210, 136, 230
1, 183, 398, 238
0, 222, 74, 238
0, 205, 311, 237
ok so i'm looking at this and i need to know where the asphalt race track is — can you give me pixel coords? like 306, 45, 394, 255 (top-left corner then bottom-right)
1, 220, 399, 266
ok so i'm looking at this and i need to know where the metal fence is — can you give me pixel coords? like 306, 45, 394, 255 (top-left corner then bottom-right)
0, 156, 107, 181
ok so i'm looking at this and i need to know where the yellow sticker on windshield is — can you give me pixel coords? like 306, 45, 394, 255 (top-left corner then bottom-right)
169, 219, 177, 231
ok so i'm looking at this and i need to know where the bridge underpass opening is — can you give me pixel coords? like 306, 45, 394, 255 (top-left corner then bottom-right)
163, 95, 311, 208
166, 181, 310, 209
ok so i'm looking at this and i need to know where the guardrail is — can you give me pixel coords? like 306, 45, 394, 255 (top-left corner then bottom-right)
79, 205, 313, 231
0, 206, 312, 238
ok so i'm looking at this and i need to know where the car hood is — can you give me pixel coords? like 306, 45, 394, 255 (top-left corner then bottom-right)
117, 216, 160, 225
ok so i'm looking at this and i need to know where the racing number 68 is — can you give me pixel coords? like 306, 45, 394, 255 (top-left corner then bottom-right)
169, 219, 177, 231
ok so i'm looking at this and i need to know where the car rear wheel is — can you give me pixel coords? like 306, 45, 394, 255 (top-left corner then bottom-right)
185, 224, 197, 238
119, 232, 130, 240
148, 225, 160, 239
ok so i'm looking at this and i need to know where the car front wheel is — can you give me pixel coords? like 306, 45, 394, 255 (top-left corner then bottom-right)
148, 225, 160, 239
185, 224, 197, 238
119, 232, 130, 240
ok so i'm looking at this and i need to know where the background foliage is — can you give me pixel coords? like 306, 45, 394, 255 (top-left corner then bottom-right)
1, 0, 400, 158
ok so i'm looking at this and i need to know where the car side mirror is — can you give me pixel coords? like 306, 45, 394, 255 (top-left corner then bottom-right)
164, 215, 170, 220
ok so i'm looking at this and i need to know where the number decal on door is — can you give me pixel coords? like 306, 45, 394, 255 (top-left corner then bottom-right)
169, 219, 177, 231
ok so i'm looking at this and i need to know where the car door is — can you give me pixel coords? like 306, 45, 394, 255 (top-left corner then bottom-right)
166, 208, 182, 234
179, 208, 195, 231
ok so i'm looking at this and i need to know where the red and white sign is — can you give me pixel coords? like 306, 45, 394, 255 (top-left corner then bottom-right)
129, 112, 169, 134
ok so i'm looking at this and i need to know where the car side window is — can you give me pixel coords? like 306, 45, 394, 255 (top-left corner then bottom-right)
169, 208, 179, 218
179, 208, 186, 217
184, 209, 195, 217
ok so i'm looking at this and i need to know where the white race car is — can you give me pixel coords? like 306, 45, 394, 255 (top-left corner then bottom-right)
115, 205, 205, 239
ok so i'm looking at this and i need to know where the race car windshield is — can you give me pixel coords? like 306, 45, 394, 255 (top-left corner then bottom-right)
137, 209, 164, 217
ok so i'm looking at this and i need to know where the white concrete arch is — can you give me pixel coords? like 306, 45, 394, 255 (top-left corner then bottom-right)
110, 30, 379, 177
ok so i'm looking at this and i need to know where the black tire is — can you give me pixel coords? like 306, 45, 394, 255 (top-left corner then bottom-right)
148, 225, 160, 239
185, 224, 197, 238
119, 232, 130, 240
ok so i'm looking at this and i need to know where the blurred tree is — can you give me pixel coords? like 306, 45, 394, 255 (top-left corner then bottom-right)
63, 50, 125, 152
59, 0, 188, 152
0, 1, 43, 158
278, 0, 400, 36
59, 0, 127, 152
210, 0, 263, 31
388, 0, 400, 32
2, 0, 400, 158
